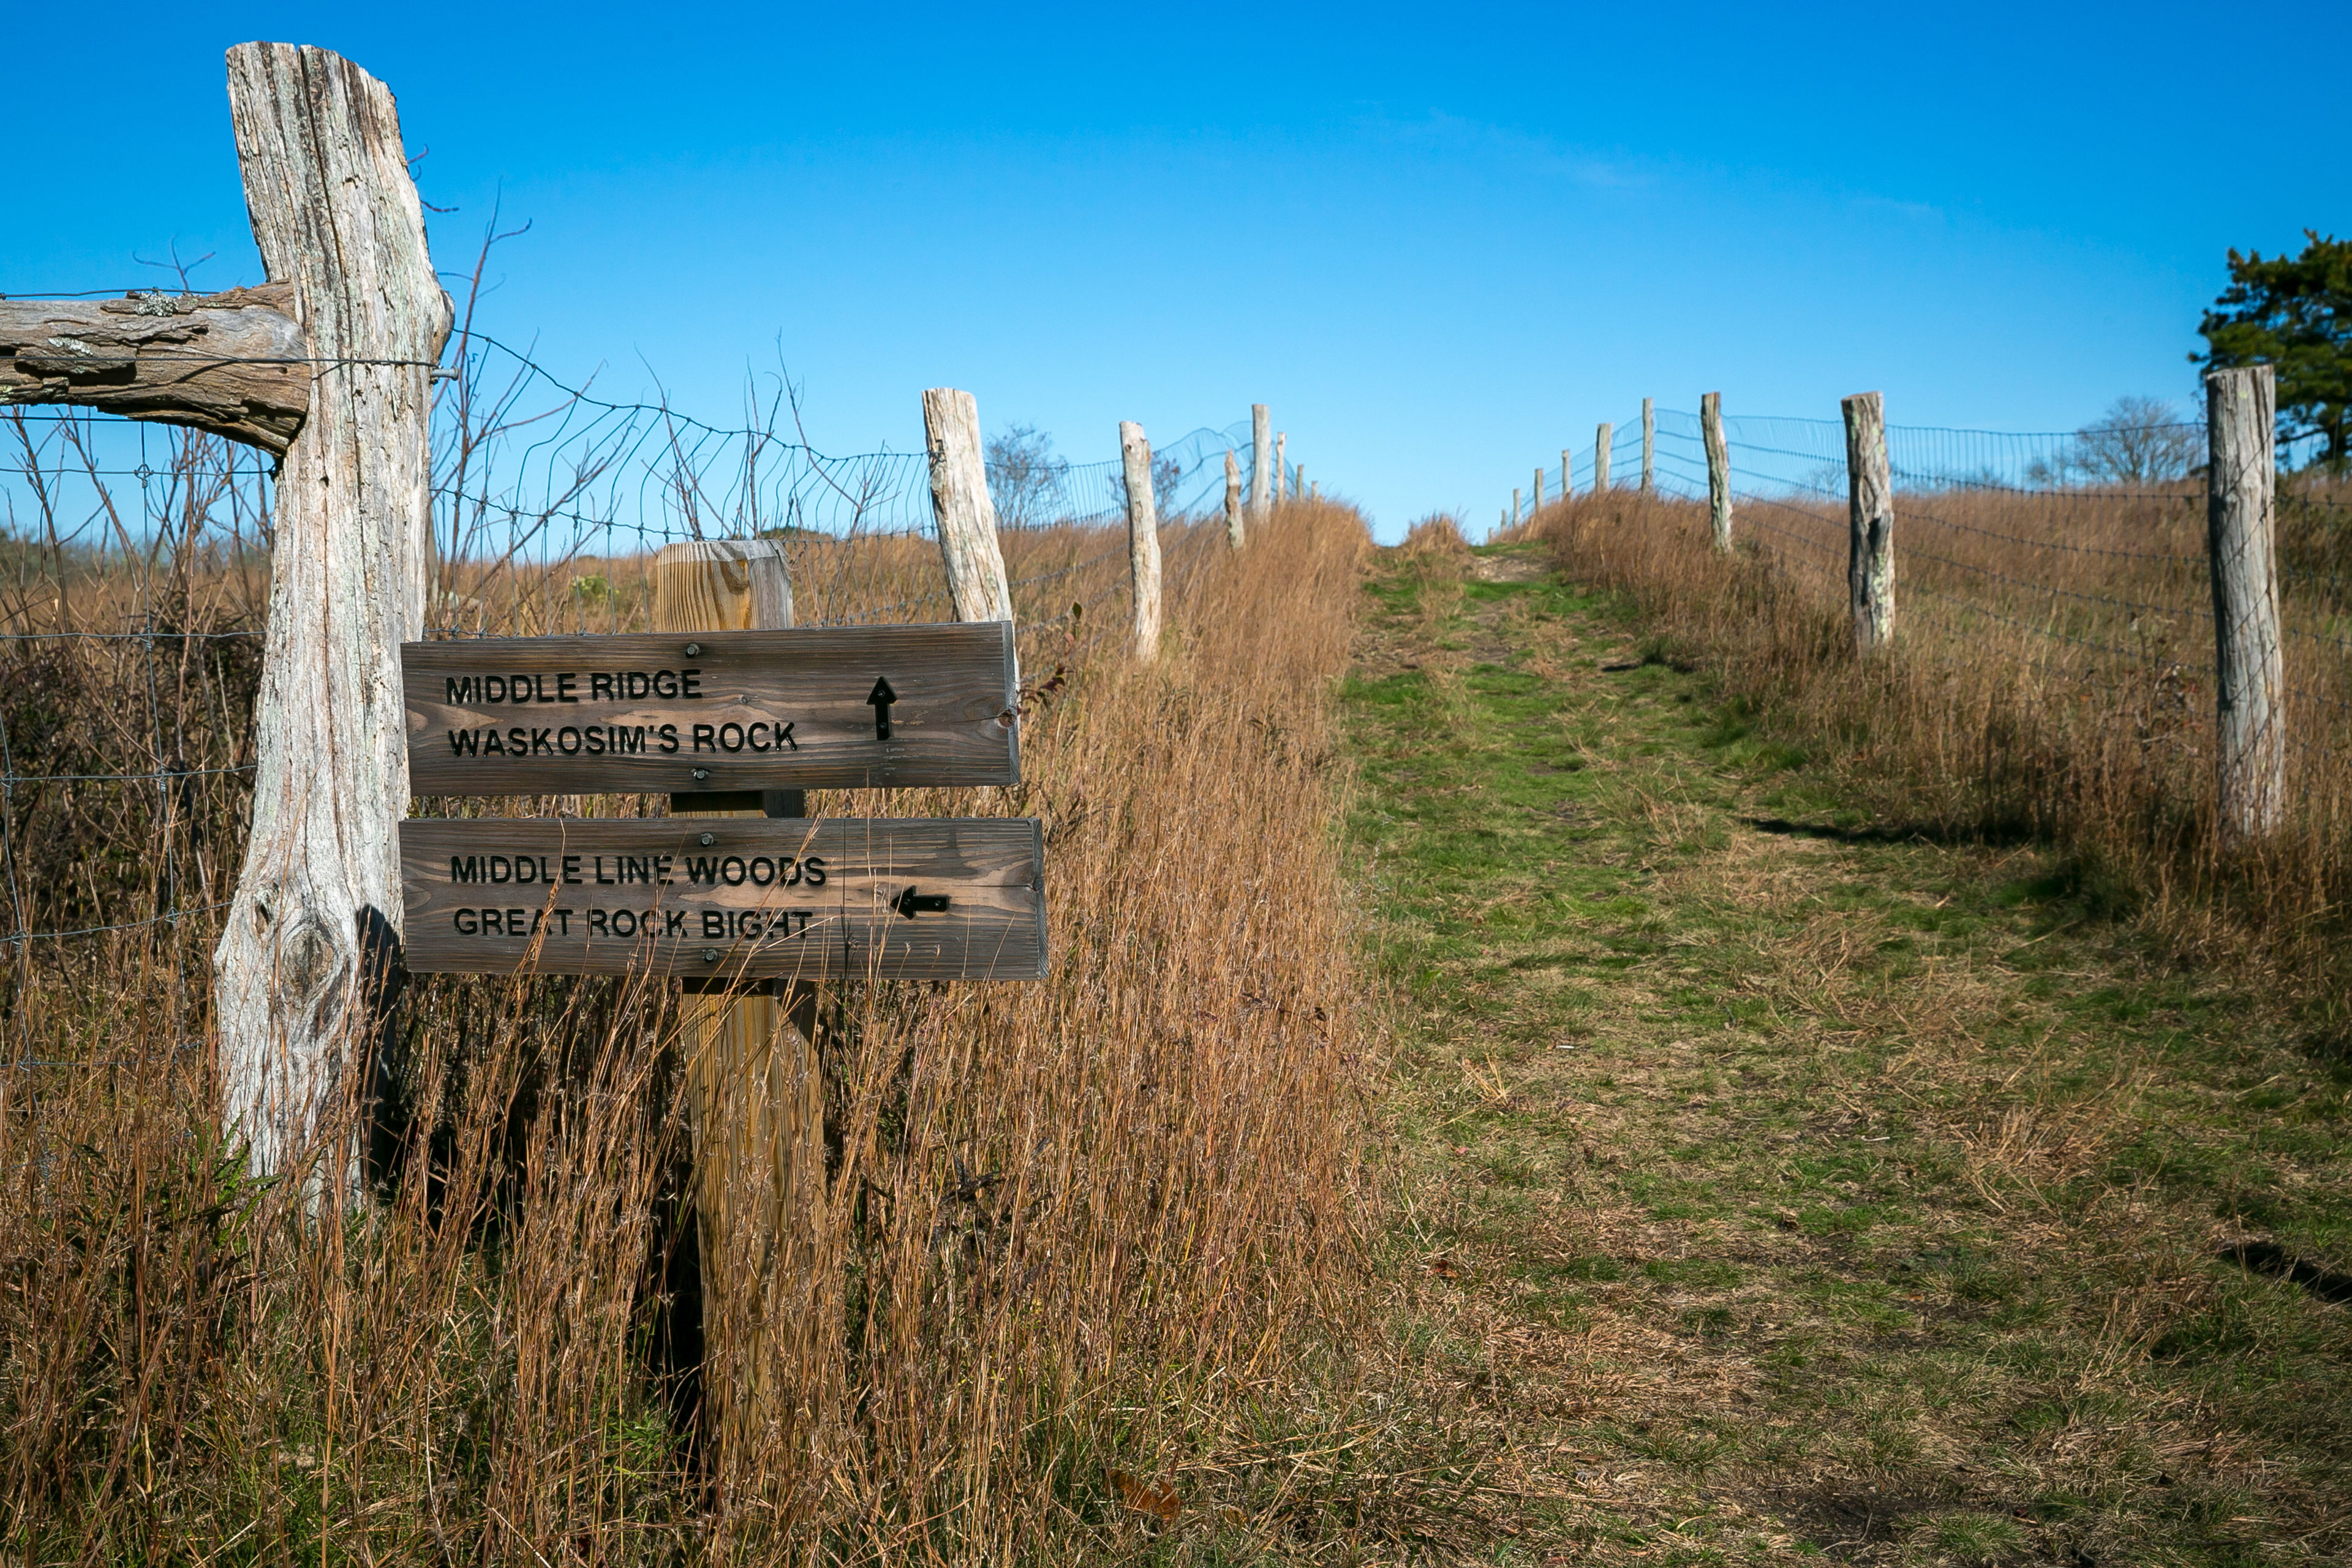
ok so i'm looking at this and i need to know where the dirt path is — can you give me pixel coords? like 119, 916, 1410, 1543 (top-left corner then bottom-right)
1336, 541, 2352, 1567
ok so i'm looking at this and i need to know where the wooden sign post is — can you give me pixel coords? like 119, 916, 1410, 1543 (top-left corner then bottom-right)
401, 544, 1044, 1453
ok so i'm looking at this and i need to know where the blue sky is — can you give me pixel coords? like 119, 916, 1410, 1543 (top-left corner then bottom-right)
6, 3, 2345, 539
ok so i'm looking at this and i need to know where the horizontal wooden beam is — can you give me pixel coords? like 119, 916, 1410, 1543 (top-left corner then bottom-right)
0, 285, 312, 456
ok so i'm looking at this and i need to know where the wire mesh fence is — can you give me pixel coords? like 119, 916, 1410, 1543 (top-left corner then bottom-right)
0, 321, 1261, 1069
1520, 401, 2352, 860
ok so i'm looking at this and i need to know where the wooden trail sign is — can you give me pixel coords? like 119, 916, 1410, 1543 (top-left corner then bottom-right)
401, 817, 1045, 981
404, 622, 1018, 796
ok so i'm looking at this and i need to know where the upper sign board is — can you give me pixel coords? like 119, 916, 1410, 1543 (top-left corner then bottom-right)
404, 623, 1017, 796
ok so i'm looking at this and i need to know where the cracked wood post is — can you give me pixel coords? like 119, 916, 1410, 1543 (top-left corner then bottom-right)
2206, 364, 2285, 843
0, 287, 312, 453
1223, 449, 1244, 548
1121, 421, 1163, 662
655, 538, 820, 1453
1702, 391, 1733, 553
214, 43, 452, 1182
1842, 390, 1895, 654
1250, 404, 1272, 520
922, 389, 1014, 628
1594, 423, 1612, 492
1642, 398, 1655, 492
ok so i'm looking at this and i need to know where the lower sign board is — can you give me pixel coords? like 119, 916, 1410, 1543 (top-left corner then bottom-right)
401, 817, 1044, 981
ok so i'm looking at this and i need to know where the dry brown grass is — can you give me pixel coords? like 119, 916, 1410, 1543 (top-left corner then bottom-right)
1534, 480, 2352, 977
0, 500, 1380, 1562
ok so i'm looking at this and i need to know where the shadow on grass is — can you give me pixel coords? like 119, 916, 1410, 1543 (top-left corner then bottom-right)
1740, 815, 2041, 851
2220, 1241, 2352, 1308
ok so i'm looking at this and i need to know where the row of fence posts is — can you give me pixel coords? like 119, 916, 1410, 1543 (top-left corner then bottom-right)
921, 390, 1285, 666
1531, 366, 2287, 848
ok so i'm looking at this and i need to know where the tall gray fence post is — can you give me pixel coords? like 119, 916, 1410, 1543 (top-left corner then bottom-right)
1275, 432, 1287, 503
1594, 423, 1612, 492
1223, 449, 1244, 548
1120, 420, 1163, 663
1702, 391, 1732, 553
1641, 398, 1655, 492
921, 388, 1015, 628
1250, 405, 1272, 519
214, 43, 453, 1184
1532, 467, 1545, 511
1562, 449, 1573, 498
2206, 364, 2285, 843
1841, 391, 1894, 654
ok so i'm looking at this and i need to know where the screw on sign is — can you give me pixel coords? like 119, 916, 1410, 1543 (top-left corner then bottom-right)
402, 622, 1017, 796
399, 816, 1044, 981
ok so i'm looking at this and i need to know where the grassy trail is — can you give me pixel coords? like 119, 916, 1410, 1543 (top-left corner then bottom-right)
1341, 541, 2352, 1567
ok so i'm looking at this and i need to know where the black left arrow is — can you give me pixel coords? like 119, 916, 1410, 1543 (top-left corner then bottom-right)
892, 886, 951, 919
866, 676, 898, 740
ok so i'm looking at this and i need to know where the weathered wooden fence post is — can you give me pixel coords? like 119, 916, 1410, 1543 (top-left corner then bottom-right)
655, 538, 818, 1449
1121, 421, 1163, 662
922, 388, 1016, 626
1562, 450, 1574, 499
1513, 488, 1523, 529
1276, 432, 1287, 504
213, 43, 452, 1179
1594, 423, 1612, 492
2206, 364, 2285, 843
1251, 404, 1272, 519
1533, 467, 1545, 512
1842, 391, 1894, 654
1296, 465, 1306, 502
1224, 449, 1244, 548
1641, 398, 1655, 492
1702, 391, 1732, 553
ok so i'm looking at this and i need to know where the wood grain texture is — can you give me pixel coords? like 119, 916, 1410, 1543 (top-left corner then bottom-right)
657, 536, 818, 1453
921, 388, 1014, 626
1250, 404, 1272, 517
654, 538, 793, 635
0, 287, 311, 454
1594, 423, 1612, 492
214, 43, 453, 1180
1121, 421, 1163, 662
1702, 391, 1732, 554
1841, 390, 1895, 654
1223, 448, 1243, 548
2206, 364, 2285, 842
401, 818, 1046, 980
404, 622, 1020, 794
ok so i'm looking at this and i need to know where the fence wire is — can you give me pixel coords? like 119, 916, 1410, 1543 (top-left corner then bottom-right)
1524, 399, 2352, 851
0, 312, 1273, 1069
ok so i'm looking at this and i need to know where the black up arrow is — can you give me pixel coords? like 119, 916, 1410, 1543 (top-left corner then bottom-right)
892, 886, 951, 919
866, 676, 898, 740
